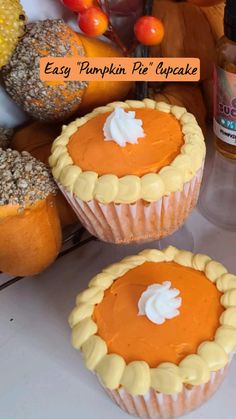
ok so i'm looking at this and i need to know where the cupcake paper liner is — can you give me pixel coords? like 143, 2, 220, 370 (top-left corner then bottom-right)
104, 362, 230, 419
58, 166, 203, 244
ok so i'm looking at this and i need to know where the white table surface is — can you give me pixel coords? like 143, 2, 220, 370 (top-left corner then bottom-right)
1, 1, 236, 418
0, 204, 236, 419
0, 150, 236, 419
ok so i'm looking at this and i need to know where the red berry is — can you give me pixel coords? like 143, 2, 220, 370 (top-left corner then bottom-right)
62, 0, 93, 13
134, 16, 164, 46
78, 7, 108, 37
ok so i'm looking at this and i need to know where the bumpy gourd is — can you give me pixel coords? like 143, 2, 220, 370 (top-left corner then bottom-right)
0, 149, 62, 276
11, 122, 78, 227
2, 19, 132, 122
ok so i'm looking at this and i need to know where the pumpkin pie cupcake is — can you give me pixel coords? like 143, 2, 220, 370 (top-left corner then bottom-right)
69, 246, 236, 419
49, 99, 206, 244
0, 148, 62, 276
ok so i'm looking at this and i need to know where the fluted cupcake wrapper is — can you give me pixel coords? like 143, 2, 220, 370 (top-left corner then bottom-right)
58, 166, 203, 244
103, 361, 230, 419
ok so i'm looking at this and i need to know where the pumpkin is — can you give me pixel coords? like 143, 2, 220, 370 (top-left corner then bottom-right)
77, 34, 133, 114
11, 122, 60, 163
0, 150, 62, 277
2, 19, 132, 122
0, 195, 62, 277
153, 82, 207, 132
200, 3, 224, 41
11, 122, 78, 227
151, 1, 216, 80
187, 0, 223, 7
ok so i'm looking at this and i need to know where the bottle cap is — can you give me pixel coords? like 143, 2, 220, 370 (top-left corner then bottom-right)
225, 0, 236, 42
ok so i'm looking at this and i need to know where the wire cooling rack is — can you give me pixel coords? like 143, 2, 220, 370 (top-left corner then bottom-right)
0, 226, 96, 292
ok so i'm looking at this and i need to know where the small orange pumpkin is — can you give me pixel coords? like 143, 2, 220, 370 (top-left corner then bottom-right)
11, 122, 78, 227
2, 19, 133, 122
0, 149, 62, 277
200, 3, 224, 41
151, 1, 216, 80
153, 82, 207, 132
0, 195, 62, 276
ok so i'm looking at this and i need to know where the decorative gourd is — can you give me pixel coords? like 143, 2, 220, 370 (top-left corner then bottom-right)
0, 0, 26, 68
200, 3, 224, 41
11, 122, 78, 227
0, 195, 62, 277
2, 19, 132, 122
153, 82, 207, 132
151, 1, 216, 80
78, 34, 133, 114
0, 149, 62, 277
11, 122, 60, 162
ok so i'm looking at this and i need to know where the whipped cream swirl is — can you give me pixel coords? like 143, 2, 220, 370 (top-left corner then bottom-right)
103, 107, 145, 147
138, 281, 182, 325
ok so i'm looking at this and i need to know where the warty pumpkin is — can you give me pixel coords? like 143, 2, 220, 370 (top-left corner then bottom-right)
0, 149, 62, 277
151, 0, 216, 80
2, 19, 132, 122
11, 121, 78, 227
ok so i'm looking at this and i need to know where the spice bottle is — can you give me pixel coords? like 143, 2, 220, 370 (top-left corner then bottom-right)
214, 0, 236, 159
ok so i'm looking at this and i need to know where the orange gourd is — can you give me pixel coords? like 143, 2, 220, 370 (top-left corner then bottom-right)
152, 1, 224, 120
0, 195, 62, 277
200, 3, 224, 41
151, 1, 216, 80
153, 83, 207, 132
77, 34, 133, 114
11, 122, 78, 227
0, 149, 62, 277
11, 122, 60, 163
2, 20, 133, 122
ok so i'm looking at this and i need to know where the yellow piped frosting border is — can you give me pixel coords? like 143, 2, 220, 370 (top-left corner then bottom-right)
69, 246, 236, 396
49, 99, 206, 204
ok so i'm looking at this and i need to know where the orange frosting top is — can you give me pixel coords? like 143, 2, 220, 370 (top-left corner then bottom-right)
67, 109, 184, 177
93, 261, 224, 367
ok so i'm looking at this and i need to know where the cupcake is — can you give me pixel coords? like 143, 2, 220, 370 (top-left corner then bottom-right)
0, 148, 62, 276
69, 246, 236, 419
49, 99, 206, 244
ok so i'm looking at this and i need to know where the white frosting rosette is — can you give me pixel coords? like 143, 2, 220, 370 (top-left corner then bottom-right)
103, 107, 145, 147
138, 281, 182, 325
